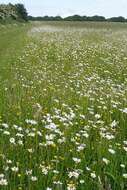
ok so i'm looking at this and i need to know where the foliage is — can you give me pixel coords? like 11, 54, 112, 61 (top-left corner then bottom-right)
0, 3, 28, 22
15, 4, 28, 21
107, 16, 126, 22
28, 15, 127, 22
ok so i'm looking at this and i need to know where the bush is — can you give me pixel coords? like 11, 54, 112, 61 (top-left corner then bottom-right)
0, 3, 28, 22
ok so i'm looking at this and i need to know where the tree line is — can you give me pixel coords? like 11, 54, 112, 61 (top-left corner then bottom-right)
28, 15, 127, 22
0, 3, 127, 23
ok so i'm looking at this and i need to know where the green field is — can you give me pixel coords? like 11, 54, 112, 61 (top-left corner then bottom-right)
0, 21, 127, 190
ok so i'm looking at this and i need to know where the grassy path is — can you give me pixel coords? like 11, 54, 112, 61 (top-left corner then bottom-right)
0, 24, 30, 79
0, 23, 31, 120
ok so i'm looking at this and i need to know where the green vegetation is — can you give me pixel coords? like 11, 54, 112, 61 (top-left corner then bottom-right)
0, 21, 127, 190
0, 3, 28, 23
29, 15, 127, 22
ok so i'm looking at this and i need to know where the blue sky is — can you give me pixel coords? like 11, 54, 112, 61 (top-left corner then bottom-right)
0, 0, 127, 18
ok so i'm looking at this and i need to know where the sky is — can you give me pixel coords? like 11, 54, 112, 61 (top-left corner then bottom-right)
0, 0, 127, 18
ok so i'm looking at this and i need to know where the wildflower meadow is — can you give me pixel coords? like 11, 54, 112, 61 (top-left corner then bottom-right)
0, 22, 127, 190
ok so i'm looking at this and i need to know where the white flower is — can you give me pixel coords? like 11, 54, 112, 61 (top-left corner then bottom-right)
26, 170, 32, 175
123, 173, 127, 178
77, 144, 86, 151
68, 171, 79, 179
123, 147, 127, 152
91, 172, 96, 178
46, 140, 55, 146
80, 179, 85, 184
9, 138, 15, 144
102, 158, 110, 165
25, 119, 37, 125
27, 148, 34, 153
37, 131, 42, 136
0, 178, 8, 186
31, 176, 37, 181
53, 170, 59, 174
0, 174, 4, 178
122, 108, 127, 114
120, 164, 125, 168
72, 157, 81, 164
108, 148, 115, 154
110, 120, 118, 128
16, 133, 24, 138
28, 132, 35, 137
41, 166, 48, 175
95, 114, 101, 119
11, 166, 19, 172
82, 132, 89, 138
105, 134, 114, 140
123, 141, 127, 145
53, 181, 63, 185
2, 123, 9, 128
46, 188, 52, 190
45, 134, 55, 140
6, 160, 12, 164
45, 123, 57, 131
18, 140, 23, 145
86, 167, 91, 171
3, 131, 10, 135
57, 137, 66, 144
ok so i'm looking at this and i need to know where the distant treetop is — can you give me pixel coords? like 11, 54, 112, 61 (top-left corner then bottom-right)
28, 15, 127, 22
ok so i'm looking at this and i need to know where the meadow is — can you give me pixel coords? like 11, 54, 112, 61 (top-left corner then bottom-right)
0, 21, 127, 190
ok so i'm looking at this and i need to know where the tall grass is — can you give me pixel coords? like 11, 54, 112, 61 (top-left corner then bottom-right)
0, 22, 127, 190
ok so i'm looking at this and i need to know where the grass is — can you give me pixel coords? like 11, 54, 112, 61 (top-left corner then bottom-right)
0, 21, 127, 190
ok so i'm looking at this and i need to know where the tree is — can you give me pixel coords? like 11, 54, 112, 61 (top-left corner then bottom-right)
64, 15, 83, 21
88, 15, 106, 21
108, 16, 126, 22
15, 4, 28, 21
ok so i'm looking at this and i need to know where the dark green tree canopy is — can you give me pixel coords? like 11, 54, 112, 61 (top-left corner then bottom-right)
15, 4, 28, 21
28, 15, 127, 22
